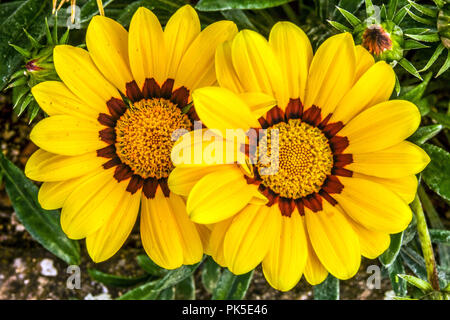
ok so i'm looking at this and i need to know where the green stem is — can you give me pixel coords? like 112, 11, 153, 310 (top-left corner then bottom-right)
411, 194, 440, 291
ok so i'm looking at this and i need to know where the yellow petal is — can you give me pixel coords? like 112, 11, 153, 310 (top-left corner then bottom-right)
231, 29, 288, 108
196, 223, 212, 255
167, 192, 204, 265
86, 15, 132, 93
207, 218, 234, 267
354, 45, 375, 81
168, 165, 229, 196
38, 175, 88, 210
186, 166, 256, 224
175, 20, 237, 90
348, 141, 430, 178
61, 168, 128, 239
304, 32, 356, 117
32, 81, 99, 122
348, 218, 391, 259
128, 7, 165, 87
164, 5, 200, 79
192, 86, 260, 134
140, 189, 183, 269
334, 176, 412, 233
304, 234, 328, 285
224, 204, 281, 274
30, 115, 107, 156
339, 100, 421, 153
269, 21, 312, 102
352, 173, 418, 204
331, 61, 395, 124
262, 212, 308, 291
238, 92, 277, 119
53, 45, 119, 113
215, 40, 244, 93
25, 149, 104, 182
86, 189, 141, 262
305, 202, 361, 280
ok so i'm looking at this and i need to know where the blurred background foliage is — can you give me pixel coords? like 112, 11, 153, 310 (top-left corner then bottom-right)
0, 0, 449, 300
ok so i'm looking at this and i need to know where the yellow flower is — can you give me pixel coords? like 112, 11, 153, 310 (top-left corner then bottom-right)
169, 22, 430, 291
25, 5, 237, 268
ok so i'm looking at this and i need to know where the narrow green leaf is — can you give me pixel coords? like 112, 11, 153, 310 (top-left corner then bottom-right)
387, 256, 407, 297
398, 274, 433, 292
429, 229, 450, 244
136, 254, 167, 276
387, 0, 398, 21
327, 20, 352, 32
409, 124, 443, 144
398, 72, 432, 102
313, 274, 339, 300
421, 144, 450, 202
27, 101, 40, 123
394, 73, 401, 96
16, 93, 33, 116
398, 58, 422, 80
8, 43, 30, 57
405, 33, 441, 42
158, 287, 175, 300
400, 248, 428, 280
393, 4, 412, 24
221, 9, 257, 31
407, 0, 438, 17
59, 27, 70, 44
365, 0, 375, 18
0, 152, 80, 265
88, 269, 149, 287
212, 269, 254, 300
22, 28, 41, 48
428, 111, 450, 129
175, 275, 196, 300
404, 39, 430, 50
406, 8, 435, 25
44, 17, 53, 45
436, 50, 450, 78
379, 232, 404, 267
201, 256, 222, 294
420, 43, 445, 72
403, 27, 431, 35
336, 6, 361, 27
196, 0, 294, 11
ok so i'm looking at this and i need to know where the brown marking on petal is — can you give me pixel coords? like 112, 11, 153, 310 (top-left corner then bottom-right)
142, 78, 161, 99
126, 80, 144, 102
98, 113, 115, 127
126, 175, 144, 194
302, 105, 322, 127
99, 127, 116, 144
258, 116, 270, 129
186, 106, 200, 123
318, 113, 332, 129
160, 79, 174, 99
322, 175, 345, 194
332, 167, 353, 177
285, 98, 303, 120
265, 106, 285, 126
103, 156, 121, 169
143, 178, 158, 199
171, 86, 190, 108
159, 179, 170, 197
329, 135, 349, 154
106, 97, 127, 119
279, 197, 295, 217
114, 164, 133, 182
295, 199, 305, 216
322, 121, 344, 138
319, 190, 338, 206
333, 154, 353, 168
97, 145, 117, 158
302, 193, 323, 212
259, 184, 279, 207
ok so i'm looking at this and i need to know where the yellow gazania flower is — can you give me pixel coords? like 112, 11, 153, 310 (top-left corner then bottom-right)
168, 22, 430, 290
25, 5, 237, 268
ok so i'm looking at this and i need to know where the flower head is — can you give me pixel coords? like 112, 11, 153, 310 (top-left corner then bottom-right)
25, 5, 237, 267
169, 22, 430, 291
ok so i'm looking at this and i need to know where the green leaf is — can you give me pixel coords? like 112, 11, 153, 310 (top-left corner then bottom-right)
398, 72, 432, 102
428, 111, 450, 129
404, 39, 430, 50
405, 33, 441, 42
379, 232, 404, 267
409, 124, 443, 144
436, 50, 450, 78
157, 287, 175, 300
386, 256, 407, 297
365, 0, 375, 19
407, 0, 438, 17
421, 144, 450, 202
0, 152, 80, 265
221, 9, 257, 31
400, 247, 428, 280
420, 43, 446, 72
406, 7, 435, 25
136, 254, 167, 276
398, 274, 433, 292
88, 269, 150, 287
429, 229, 450, 244
201, 256, 222, 294
398, 58, 422, 80
327, 20, 352, 32
196, 0, 293, 11
393, 4, 412, 25
212, 269, 254, 300
387, 0, 398, 21
313, 274, 339, 300
175, 275, 196, 300
118, 261, 202, 300
336, 6, 361, 27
